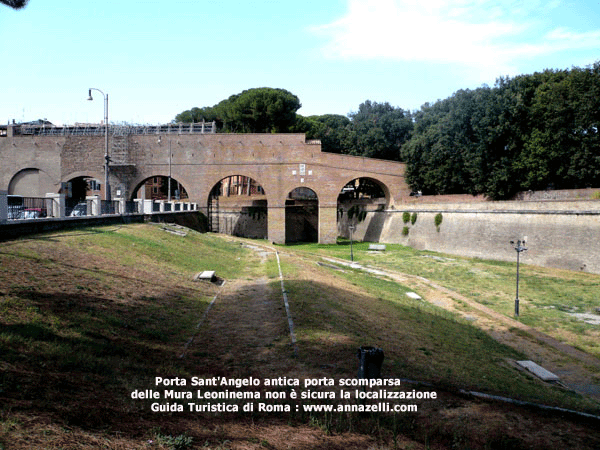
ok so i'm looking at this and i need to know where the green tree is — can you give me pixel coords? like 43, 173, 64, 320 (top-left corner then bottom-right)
175, 87, 301, 133
302, 114, 351, 153
174, 106, 218, 124
519, 66, 600, 190
1, 0, 29, 9
403, 90, 478, 194
345, 100, 413, 161
403, 64, 600, 199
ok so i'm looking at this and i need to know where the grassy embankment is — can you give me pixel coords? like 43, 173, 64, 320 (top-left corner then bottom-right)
1, 224, 599, 449
0, 224, 257, 448
291, 240, 600, 359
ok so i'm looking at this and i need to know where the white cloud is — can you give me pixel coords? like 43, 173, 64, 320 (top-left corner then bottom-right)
545, 27, 600, 49
310, 0, 600, 77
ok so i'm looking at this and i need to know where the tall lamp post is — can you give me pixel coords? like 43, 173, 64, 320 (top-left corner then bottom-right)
87, 88, 110, 202
168, 139, 172, 202
510, 239, 527, 317
349, 224, 356, 262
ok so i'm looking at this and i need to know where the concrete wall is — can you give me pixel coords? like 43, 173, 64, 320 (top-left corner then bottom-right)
343, 200, 600, 274
0, 211, 207, 242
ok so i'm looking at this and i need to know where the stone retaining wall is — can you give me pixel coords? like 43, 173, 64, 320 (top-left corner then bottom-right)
341, 201, 600, 274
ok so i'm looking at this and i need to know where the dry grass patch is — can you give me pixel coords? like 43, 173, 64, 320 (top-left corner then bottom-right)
1, 228, 600, 449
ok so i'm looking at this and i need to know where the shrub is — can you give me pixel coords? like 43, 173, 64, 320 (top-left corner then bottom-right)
402, 226, 410, 236
411, 212, 417, 225
402, 211, 411, 223
434, 213, 443, 231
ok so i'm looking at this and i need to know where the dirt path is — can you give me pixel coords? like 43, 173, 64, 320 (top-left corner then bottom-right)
187, 276, 293, 378
319, 255, 600, 402
205, 240, 600, 403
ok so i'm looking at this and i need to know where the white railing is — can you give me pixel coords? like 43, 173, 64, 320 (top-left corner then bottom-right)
0, 191, 198, 222
9, 121, 217, 137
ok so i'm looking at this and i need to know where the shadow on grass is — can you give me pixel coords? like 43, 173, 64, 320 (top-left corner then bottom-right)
0, 287, 202, 429
1, 272, 599, 449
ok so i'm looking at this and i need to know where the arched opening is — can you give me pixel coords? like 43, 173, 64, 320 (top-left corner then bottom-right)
285, 187, 318, 243
208, 175, 267, 239
337, 178, 388, 241
9, 168, 54, 197
60, 175, 103, 215
132, 176, 189, 201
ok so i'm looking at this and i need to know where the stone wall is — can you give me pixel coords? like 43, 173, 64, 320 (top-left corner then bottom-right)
342, 200, 600, 274
0, 130, 408, 244
213, 209, 268, 239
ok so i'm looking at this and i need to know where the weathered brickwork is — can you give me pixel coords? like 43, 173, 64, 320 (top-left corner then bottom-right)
0, 130, 408, 244
3, 127, 599, 273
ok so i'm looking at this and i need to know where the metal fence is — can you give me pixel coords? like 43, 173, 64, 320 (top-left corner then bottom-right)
7, 196, 48, 220
101, 200, 120, 215
11, 122, 216, 137
5, 195, 191, 221
124, 201, 139, 214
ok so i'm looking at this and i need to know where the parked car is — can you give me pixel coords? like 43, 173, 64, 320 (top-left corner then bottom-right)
69, 202, 87, 217
19, 208, 46, 219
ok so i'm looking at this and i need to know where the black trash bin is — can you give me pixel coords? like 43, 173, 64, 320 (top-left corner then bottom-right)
357, 346, 384, 379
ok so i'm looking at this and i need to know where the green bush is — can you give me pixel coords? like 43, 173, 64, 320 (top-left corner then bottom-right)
434, 213, 443, 231
411, 212, 418, 225
402, 226, 410, 236
402, 211, 411, 223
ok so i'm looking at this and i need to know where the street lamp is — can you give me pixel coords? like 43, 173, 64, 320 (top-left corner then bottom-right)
87, 88, 110, 202
510, 239, 527, 317
168, 139, 172, 202
349, 224, 356, 262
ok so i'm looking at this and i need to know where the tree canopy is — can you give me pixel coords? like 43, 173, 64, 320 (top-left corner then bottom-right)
175, 63, 600, 198
1, 0, 28, 9
345, 101, 413, 161
175, 92, 410, 160
402, 64, 600, 199
175, 87, 301, 133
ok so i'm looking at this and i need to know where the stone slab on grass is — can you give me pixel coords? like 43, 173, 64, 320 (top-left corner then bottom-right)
517, 360, 560, 382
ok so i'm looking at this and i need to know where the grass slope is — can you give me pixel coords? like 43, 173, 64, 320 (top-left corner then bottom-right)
292, 241, 600, 358
0, 225, 599, 449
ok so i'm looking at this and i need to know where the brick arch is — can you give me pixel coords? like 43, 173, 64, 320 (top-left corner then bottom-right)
336, 176, 391, 207
205, 173, 270, 237
204, 173, 271, 206
62, 170, 105, 186
130, 174, 192, 201
284, 184, 321, 200
9, 167, 57, 196
285, 186, 319, 244
60, 170, 106, 203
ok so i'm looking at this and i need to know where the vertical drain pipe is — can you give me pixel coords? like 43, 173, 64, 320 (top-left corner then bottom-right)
276, 251, 298, 355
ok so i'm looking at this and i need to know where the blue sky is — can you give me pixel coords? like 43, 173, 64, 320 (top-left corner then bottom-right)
1, 0, 599, 125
